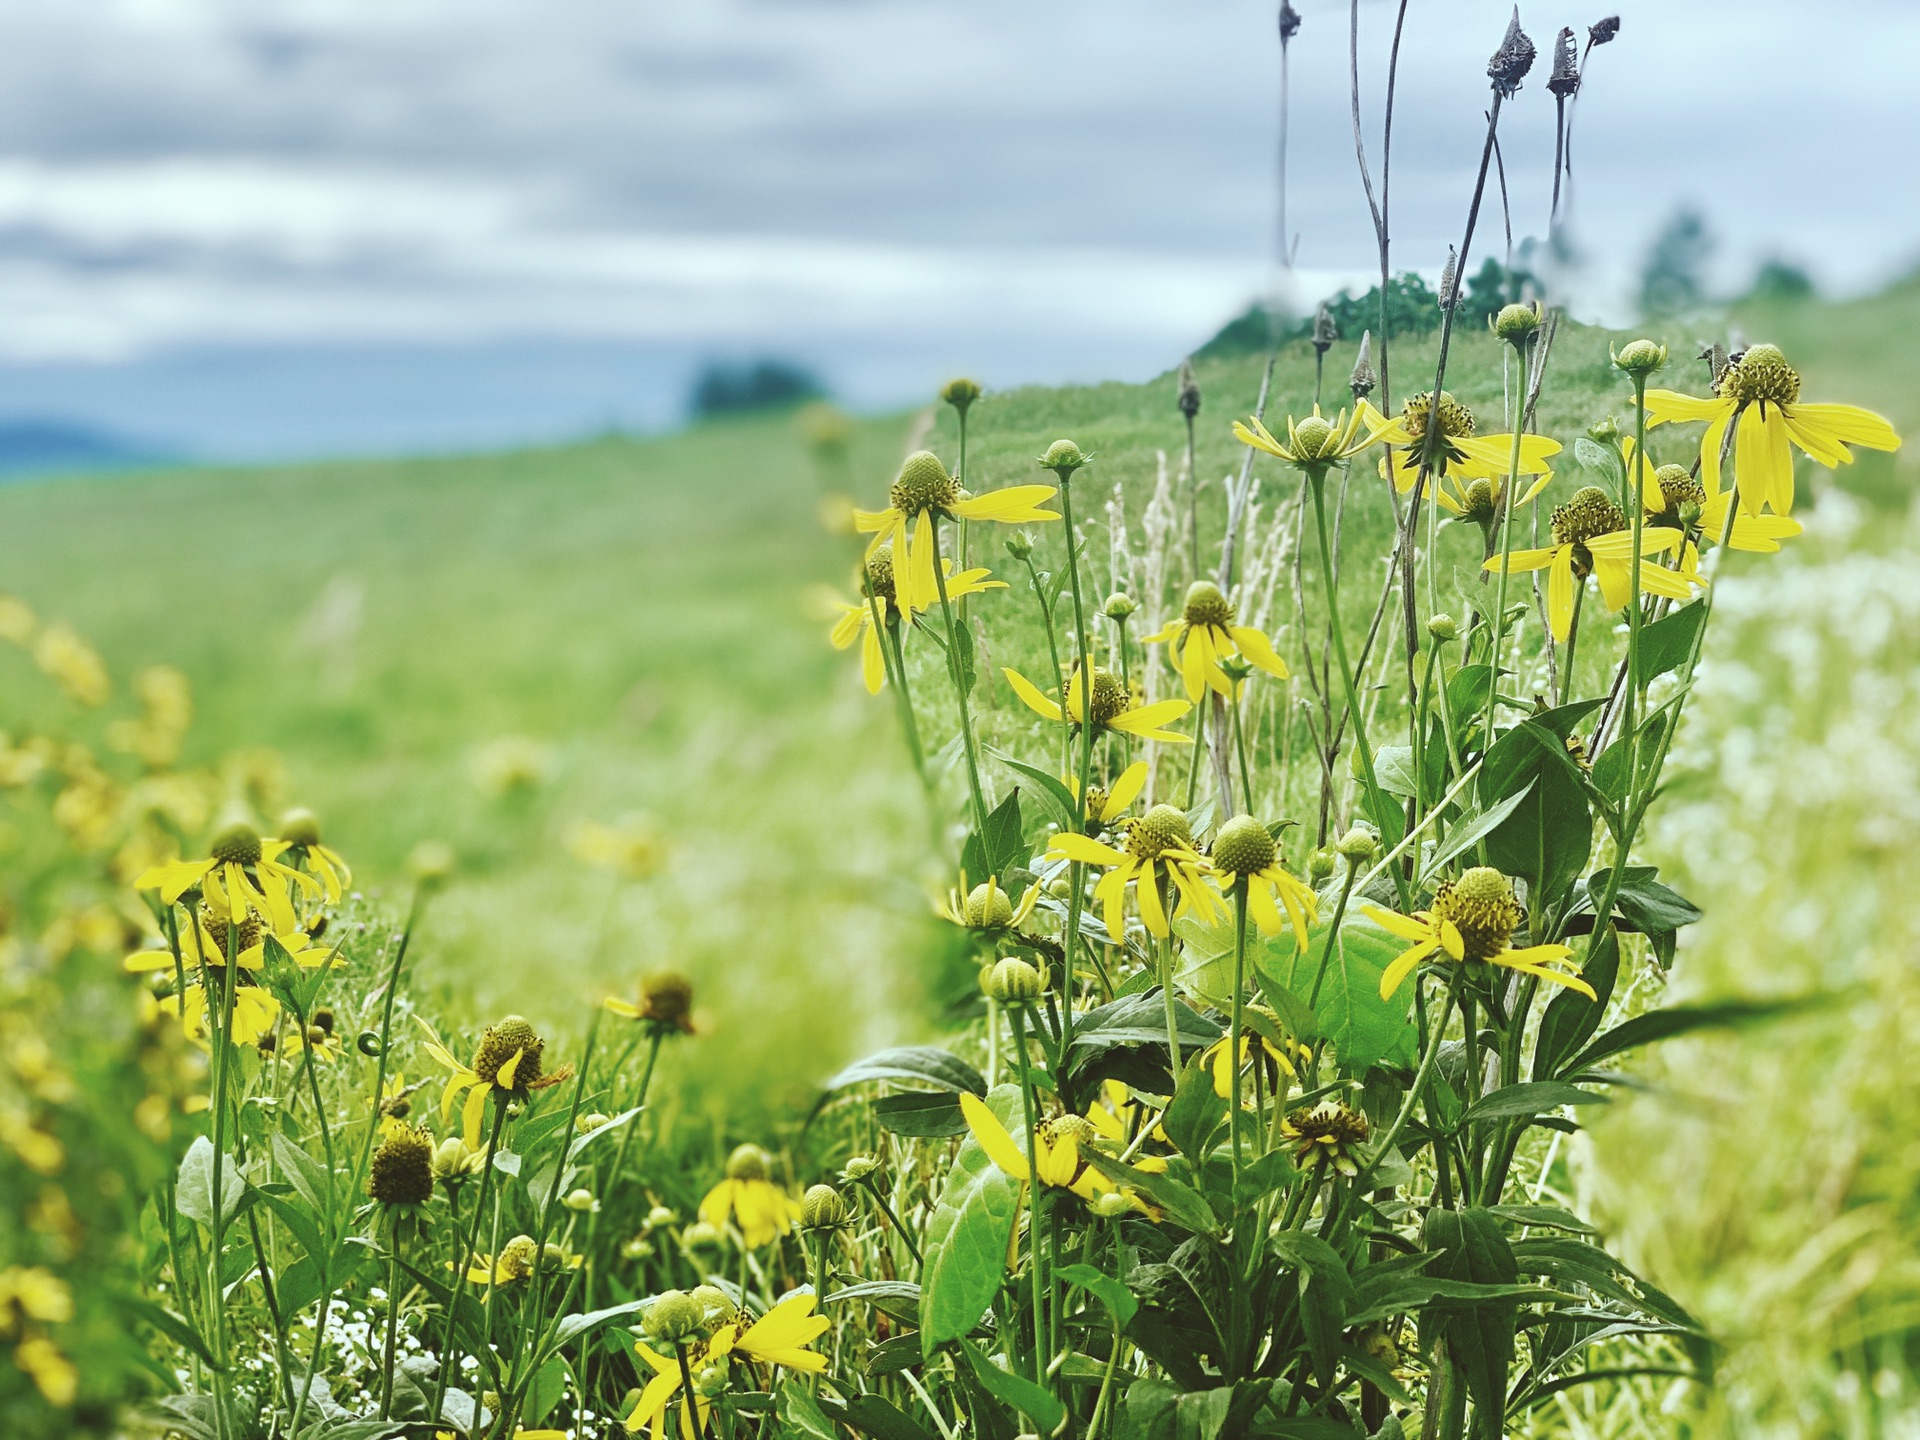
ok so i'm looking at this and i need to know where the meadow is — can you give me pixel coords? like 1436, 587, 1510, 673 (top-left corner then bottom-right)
0, 265, 1915, 1438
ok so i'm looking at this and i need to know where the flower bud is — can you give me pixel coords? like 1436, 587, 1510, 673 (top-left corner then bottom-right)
642, 1290, 706, 1345
542, 1241, 568, 1267
1004, 533, 1034, 562
1037, 439, 1090, 479
1102, 592, 1138, 621
681, 1221, 724, 1251
406, 839, 456, 887
981, 956, 1044, 1003
1308, 849, 1337, 883
693, 1357, 732, 1397
1336, 826, 1379, 861
800, 1183, 852, 1231
621, 1235, 653, 1260
1611, 339, 1668, 378
1089, 1191, 1134, 1219
578, 1112, 611, 1132
689, 1285, 735, 1329
1492, 301, 1541, 345
940, 377, 982, 415
841, 1155, 882, 1183
1586, 416, 1621, 445
725, 1143, 773, 1182
1427, 613, 1458, 643
646, 1205, 677, 1229
563, 1188, 598, 1212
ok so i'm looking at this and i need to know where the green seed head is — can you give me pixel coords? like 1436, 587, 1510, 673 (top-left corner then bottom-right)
643, 1289, 707, 1345
1720, 343, 1801, 407
496, 1234, 540, 1282
1551, 486, 1626, 548
681, 1221, 724, 1251
1124, 805, 1194, 862
368, 1125, 435, 1207
940, 377, 982, 413
964, 881, 1016, 929
1654, 464, 1705, 511
1308, 848, 1337, 882
1102, 592, 1138, 621
725, 1143, 773, 1182
1336, 826, 1379, 861
800, 1183, 852, 1231
209, 821, 262, 866
278, 808, 322, 847
1042, 1114, 1098, 1152
1427, 613, 1459, 643
1429, 866, 1525, 960
1211, 815, 1277, 878
981, 956, 1044, 1003
1493, 301, 1542, 344
1037, 439, 1090, 478
841, 1155, 882, 1183
471, 1016, 544, 1091
1182, 581, 1234, 629
1460, 478, 1497, 523
689, 1284, 736, 1330
889, 451, 959, 515
1612, 338, 1668, 376
862, 545, 897, 607
1288, 414, 1338, 462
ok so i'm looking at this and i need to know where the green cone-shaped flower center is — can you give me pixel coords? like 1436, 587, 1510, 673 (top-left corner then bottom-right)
1066, 666, 1131, 728
1182, 581, 1234, 629
1429, 866, 1524, 960
1290, 415, 1338, 460
472, 1016, 544, 1090
1211, 814, 1277, 876
889, 451, 960, 514
1551, 486, 1626, 548
863, 545, 897, 605
209, 822, 262, 866
1462, 478, 1497, 521
964, 882, 1015, 928
725, 1142, 772, 1182
1654, 464, 1704, 510
1125, 804, 1194, 862
1720, 343, 1800, 407
1041, 1114, 1098, 1154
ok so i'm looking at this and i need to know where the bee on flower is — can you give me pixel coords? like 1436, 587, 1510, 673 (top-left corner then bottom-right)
1140, 581, 1290, 701
855, 450, 1058, 616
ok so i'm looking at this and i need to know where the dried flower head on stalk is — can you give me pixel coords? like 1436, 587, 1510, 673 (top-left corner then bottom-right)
1487, 8, 1537, 98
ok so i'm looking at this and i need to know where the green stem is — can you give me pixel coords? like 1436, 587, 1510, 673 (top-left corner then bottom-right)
1484, 398, 1530, 748
1229, 886, 1249, 1190
205, 914, 240, 1439
428, 1099, 509, 1424
1557, 584, 1586, 706
1623, 375, 1650, 796
379, 1229, 403, 1419
585, 1028, 665, 1311
1058, 474, 1097, 1062
929, 515, 991, 839
357, 889, 425, 1184
859, 1176, 924, 1270
1007, 1006, 1049, 1390
1159, 910, 1183, 1078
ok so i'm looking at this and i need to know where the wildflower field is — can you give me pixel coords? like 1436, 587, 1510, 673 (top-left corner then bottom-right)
2, 17, 1919, 1440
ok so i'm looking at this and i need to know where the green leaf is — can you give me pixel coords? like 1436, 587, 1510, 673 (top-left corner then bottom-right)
919, 1084, 1022, 1354
142, 1397, 223, 1440
124, 1297, 224, 1372
1250, 914, 1415, 1072
988, 747, 1081, 835
1565, 996, 1810, 1074
1268, 1232, 1354, 1387
1462, 1081, 1604, 1125
1532, 928, 1619, 1081
1371, 744, 1419, 800
822, 1046, 986, 1096
1337, 1341, 1413, 1405
1055, 1263, 1138, 1330
1635, 600, 1707, 686
1161, 1062, 1227, 1161
523, 1354, 571, 1426
1420, 1208, 1520, 1434
1583, 866, 1704, 935
550, 1299, 650, 1347
779, 1379, 841, 1440
963, 788, 1027, 887
1079, 1151, 1220, 1237
1486, 1205, 1598, 1236
1421, 780, 1536, 879
1069, 990, 1221, 1052
254, 1187, 327, 1265
873, 1090, 968, 1138
175, 1136, 246, 1227
951, 613, 978, 695
1478, 715, 1597, 908
961, 1340, 1067, 1433
825, 1280, 923, 1327
833, 1392, 940, 1440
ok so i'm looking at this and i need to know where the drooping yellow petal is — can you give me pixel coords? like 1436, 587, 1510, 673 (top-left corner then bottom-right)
1103, 760, 1148, 819
1641, 389, 1731, 427
1135, 861, 1168, 936
860, 623, 886, 695
1377, 938, 1439, 1000
952, 485, 1059, 525
1547, 546, 1577, 643
1229, 625, 1289, 678
1002, 666, 1064, 722
1486, 546, 1557, 575
1048, 832, 1127, 867
1437, 917, 1466, 962
960, 1091, 1029, 1181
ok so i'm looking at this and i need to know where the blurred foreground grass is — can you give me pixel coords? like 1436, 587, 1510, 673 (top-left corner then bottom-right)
0, 277, 1917, 1430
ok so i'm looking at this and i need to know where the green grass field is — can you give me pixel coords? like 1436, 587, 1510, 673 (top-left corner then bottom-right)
1, 278, 1917, 1432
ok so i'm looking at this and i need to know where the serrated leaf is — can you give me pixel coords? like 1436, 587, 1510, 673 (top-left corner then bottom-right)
919, 1084, 1022, 1354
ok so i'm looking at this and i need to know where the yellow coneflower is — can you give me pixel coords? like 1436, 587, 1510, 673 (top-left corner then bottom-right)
135, 822, 320, 935
1046, 804, 1218, 940
1431, 470, 1551, 526
605, 970, 697, 1035
829, 545, 1005, 694
1065, 758, 1148, 832
1002, 663, 1192, 746
1642, 342, 1900, 515
1140, 581, 1290, 701
158, 976, 281, 1048
959, 1092, 1165, 1216
854, 451, 1058, 615
124, 905, 334, 981
1233, 403, 1386, 471
368, 1124, 435, 1208
936, 873, 1039, 933
1207, 814, 1318, 950
1367, 391, 1561, 495
1202, 1013, 1311, 1102
698, 1144, 802, 1249
1625, 437, 1801, 555
1280, 1100, 1371, 1177
1484, 485, 1697, 642
1361, 866, 1593, 1000
277, 809, 352, 904
418, 1015, 569, 1148
625, 1292, 828, 1437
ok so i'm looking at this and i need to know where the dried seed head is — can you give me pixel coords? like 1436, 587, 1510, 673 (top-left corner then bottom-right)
1718, 343, 1801, 408
1038, 439, 1090, 479
1176, 359, 1202, 419
1182, 581, 1234, 629
368, 1125, 435, 1207
1547, 27, 1580, 98
209, 822, 262, 867
982, 956, 1044, 1003
890, 451, 959, 515
471, 1016, 544, 1092
800, 1183, 852, 1231
725, 1143, 773, 1182
1349, 331, 1377, 399
1488, 7, 1538, 97
1211, 814, 1277, 878
1551, 486, 1626, 548
1654, 464, 1705, 511
963, 881, 1016, 929
1438, 247, 1460, 311
1589, 16, 1621, 46
1312, 301, 1338, 353
940, 377, 982, 414
1429, 866, 1525, 960
1279, 2, 1301, 41
1123, 805, 1195, 862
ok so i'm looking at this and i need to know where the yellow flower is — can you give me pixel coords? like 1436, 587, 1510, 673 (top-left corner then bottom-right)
465, 1234, 543, 1286
1483, 485, 1697, 642
698, 1144, 802, 1249
135, 823, 321, 934
123, 908, 335, 977
625, 1293, 829, 1437
158, 981, 282, 1048
1203, 1025, 1311, 1102
1361, 867, 1592, 1001
567, 816, 665, 881
277, 809, 353, 903
937, 873, 1040, 933
1046, 804, 1218, 940
417, 1015, 566, 1148
1065, 759, 1149, 831
1002, 663, 1192, 745
1641, 343, 1900, 516
959, 1092, 1165, 1216
1140, 581, 1289, 701
1208, 814, 1318, 951
33, 623, 110, 706
605, 971, 697, 1034
830, 547, 1006, 694
855, 451, 1057, 614
1626, 436, 1804, 557
1431, 470, 1551, 524
1280, 1100, 1371, 1178
1233, 403, 1386, 470
1368, 391, 1561, 494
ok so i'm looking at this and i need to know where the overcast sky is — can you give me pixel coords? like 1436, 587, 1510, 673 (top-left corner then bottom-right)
0, 0, 1913, 458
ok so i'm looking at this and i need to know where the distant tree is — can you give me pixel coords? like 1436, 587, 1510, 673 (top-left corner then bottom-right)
1747, 259, 1815, 304
690, 359, 825, 419
1460, 256, 1538, 328
1639, 207, 1714, 317
1196, 271, 1442, 359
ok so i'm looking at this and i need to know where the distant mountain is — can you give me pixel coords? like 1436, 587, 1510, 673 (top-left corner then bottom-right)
0, 419, 178, 478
